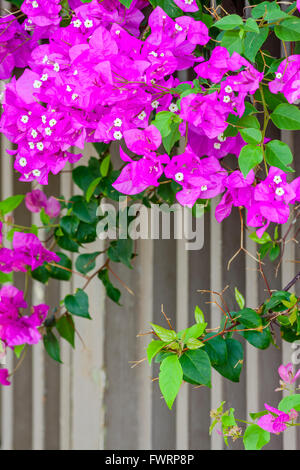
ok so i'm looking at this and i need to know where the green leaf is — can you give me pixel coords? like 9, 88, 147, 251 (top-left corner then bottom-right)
14, 344, 25, 358
194, 306, 205, 325
214, 14, 243, 30
0, 272, 13, 284
234, 287, 245, 309
86, 177, 102, 202
238, 325, 271, 350
72, 199, 98, 224
56, 314, 75, 348
213, 338, 243, 382
234, 308, 262, 328
271, 104, 300, 131
186, 338, 204, 350
244, 18, 259, 33
239, 144, 263, 177
240, 128, 262, 145
162, 121, 181, 155
146, 340, 166, 365
250, 230, 271, 245
60, 215, 80, 238
75, 252, 100, 275
275, 17, 300, 42
278, 394, 300, 413
243, 424, 270, 450
244, 27, 269, 62
119, 0, 134, 8
150, 323, 176, 342
64, 289, 91, 319
107, 239, 134, 268
149, 0, 182, 18
221, 30, 244, 55
100, 155, 111, 177
177, 323, 207, 342
265, 140, 294, 173
179, 349, 211, 387
0, 195, 24, 215
43, 330, 62, 363
47, 252, 72, 281
98, 268, 121, 304
159, 355, 183, 410
203, 334, 228, 367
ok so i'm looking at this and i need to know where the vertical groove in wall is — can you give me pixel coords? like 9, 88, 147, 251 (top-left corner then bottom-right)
176, 236, 189, 450
210, 199, 223, 450
245, 236, 259, 416
281, 128, 297, 450
32, 209, 45, 450
0, 129, 13, 451
137, 235, 154, 450
71, 146, 105, 450
59, 164, 73, 450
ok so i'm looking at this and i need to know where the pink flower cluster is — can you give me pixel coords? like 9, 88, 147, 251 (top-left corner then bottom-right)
0, 223, 59, 385
257, 363, 300, 434
25, 189, 60, 218
0, 3, 209, 184
0, 14, 34, 79
0, 223, 59, 273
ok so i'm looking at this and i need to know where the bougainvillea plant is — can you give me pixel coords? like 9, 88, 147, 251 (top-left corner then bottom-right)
0, 0, 300, 450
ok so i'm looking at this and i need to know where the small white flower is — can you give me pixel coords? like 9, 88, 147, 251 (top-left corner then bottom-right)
149, 51, 158, 57
19, 158, 27, 167
113, 131, 123, 140
151, 100, 159, 109
21, 115, 29, 124
150, 79, 156, 85
138, 111, 147, 120
42, 55, 48, 64
32, 1, 39, 8
28, 111, 32, 115
113, 118, 123, 127
273, 175, 282, 184
33, 80, 42, 89
185, 0, 194, 4
162, 15, 166, 20
49, 119, 57, 127
175, 172, 184, 182
37, 142, 44, 151
115, 30, 121, 35
175, 24, 183, 32
214, 143, 221, 150
41, 115, 47, 124
73, 69, 78, 76
223, 95, 231, 103
72, 93, 79, 101
276, 72, 283, 80
66, 85, 72, 92
45, 127, 52, 136
217, 134, 226, 143
201, 185, 208, 191
275, 187, 285, 197
31, 129, 38, 138
225, 85, 233, 94
41, 74, 48, 82
73, 19, 82, 28
169, 103, 178, 113
53, 63, 60, 72
160, 53, 165, 57
32, 169, 41, 177
28, 142, 35, 149
84, 19, 93, 29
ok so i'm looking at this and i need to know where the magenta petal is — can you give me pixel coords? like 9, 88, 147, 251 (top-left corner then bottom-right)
0, 369, 11, 386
